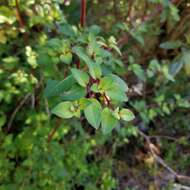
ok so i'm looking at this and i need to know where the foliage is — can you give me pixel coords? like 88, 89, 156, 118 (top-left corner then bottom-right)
0, 0, 190, 189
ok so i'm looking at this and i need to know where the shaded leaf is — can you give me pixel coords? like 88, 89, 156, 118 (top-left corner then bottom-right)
44, 75, 75, 98
61, 84, 86, 101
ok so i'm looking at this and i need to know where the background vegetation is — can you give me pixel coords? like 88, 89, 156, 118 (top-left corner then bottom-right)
0, 0, 190, 189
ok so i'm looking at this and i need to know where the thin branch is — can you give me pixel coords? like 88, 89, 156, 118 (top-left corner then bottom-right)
150, 135, 178, 141
138, 130, 190, 186
6, 93, 31, 133
47, 119, 62, 143
15, 0, 25, 28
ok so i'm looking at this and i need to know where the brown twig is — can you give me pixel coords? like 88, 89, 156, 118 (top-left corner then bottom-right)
138, 130, 190, 186
15, 0, 25, 28
150, 135, 178, 141
47, 119, 62, 142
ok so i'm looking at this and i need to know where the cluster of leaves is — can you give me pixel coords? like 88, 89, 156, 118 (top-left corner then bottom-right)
43, 26, 135, 134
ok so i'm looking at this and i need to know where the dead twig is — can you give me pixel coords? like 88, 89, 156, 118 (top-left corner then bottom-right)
138, 130, 190, 186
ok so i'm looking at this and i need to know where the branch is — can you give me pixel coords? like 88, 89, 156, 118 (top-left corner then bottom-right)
138, 130, 190, 186
80, 0, 87, 27
6, 93, 31, 133
47, 119, 62, 143
15, 0, 25, 28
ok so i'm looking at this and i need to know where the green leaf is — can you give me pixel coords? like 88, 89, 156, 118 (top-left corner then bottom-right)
89, 25, 101, 35
119, 109, 135, 121
73, 46, 102, 79
84, 99, 102, 129
99, 75, 128, 93
99, 76, 114, 91
51, 102, 74, 119
91, 83, 99, 93
106, 86, 128, 102
60, 23, 76, 37
130, 64, 146, 82
61, 84, 86, 101
79, 98, 91, 109
88, 62, 102, 79
98, 75, 128, 102
73, 46, 91, 64
101, 108, 119, 134
71, 68, 89, 87
60, 52, 72, 64
108, 74, 128, 92
44, 75, 75, 98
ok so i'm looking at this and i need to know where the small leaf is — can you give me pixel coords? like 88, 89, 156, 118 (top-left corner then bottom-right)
71, 68, 89, 87
91, 83, 99, 93
119, 109, 135, 121
130, 64, 146, 82
160, 40, 182, 49
51, 102, 74, 119
84, 99, 102, 129
101, 108, 119, 134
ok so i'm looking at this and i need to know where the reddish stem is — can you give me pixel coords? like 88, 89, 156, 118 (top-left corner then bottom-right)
76, 59, 80, 69
80, 0, 86, 27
